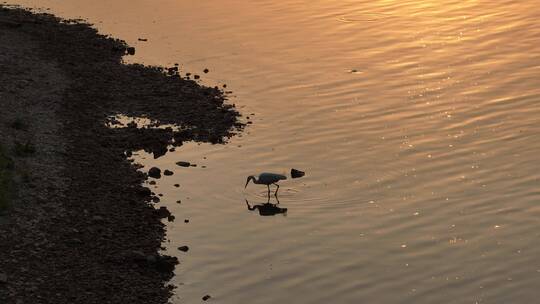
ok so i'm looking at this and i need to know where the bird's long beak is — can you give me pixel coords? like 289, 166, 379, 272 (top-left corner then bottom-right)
245, 176, 251, 188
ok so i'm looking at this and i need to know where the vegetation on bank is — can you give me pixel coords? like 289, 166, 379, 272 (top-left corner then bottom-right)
0, 144, 13, 213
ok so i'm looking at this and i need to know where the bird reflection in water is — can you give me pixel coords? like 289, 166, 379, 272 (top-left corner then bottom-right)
245, 195, 287, 216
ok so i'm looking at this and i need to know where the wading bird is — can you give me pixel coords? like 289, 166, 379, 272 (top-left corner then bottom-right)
245, 173, 287, 196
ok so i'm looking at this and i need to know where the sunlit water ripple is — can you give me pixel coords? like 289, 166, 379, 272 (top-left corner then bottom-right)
11, 0, 540, 302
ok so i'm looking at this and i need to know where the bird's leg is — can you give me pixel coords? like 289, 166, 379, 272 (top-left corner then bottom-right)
273, 183, 280, 197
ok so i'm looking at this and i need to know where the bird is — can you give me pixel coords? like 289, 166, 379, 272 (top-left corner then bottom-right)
245, 172, 287, 196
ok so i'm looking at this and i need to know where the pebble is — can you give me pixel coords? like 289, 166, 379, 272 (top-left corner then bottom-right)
148, 167, 161, 178
178, 245, 189, 252
203, 68, 209, 73
138, 187, 152, 196
174, 184, 180, 187
176, 161, 190, 167
203, 295, 211, 301
163, 169, 174, 176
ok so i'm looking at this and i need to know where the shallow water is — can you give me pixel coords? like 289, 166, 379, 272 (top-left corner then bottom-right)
11, 0, 540, 302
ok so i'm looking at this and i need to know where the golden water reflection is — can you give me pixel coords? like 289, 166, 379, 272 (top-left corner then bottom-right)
10, 0, 540, 303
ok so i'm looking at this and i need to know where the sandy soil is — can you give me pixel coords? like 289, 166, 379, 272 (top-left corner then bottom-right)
0, 6, 242, 303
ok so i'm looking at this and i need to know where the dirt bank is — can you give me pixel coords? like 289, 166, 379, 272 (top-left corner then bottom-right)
0, 5, 242, 304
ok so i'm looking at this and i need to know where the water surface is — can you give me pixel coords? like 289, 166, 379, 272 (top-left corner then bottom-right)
11, 1, 540, 303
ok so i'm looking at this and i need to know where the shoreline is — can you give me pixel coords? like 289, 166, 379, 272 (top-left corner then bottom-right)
0, 6, 242, 303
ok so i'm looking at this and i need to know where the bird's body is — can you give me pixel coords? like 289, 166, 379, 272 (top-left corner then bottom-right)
245, 172, 287, 195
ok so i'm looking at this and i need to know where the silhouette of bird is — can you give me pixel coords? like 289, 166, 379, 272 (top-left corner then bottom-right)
245, 173, 287, 195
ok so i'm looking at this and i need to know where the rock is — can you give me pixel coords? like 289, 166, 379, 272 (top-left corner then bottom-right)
163, 169, 174, 176
176, 200, 181, 204
291, 168, 305, 178
154, 255, 178, 273
184, 219, 189, 223
177, 245, 189, 252
203, 68, 209, 73
155, 206, 171, 219
0, 272, 7, 284
203, 295, 211, 301
174, 184, 180, 187
176, 161, 190, 167
138, 38, 148, 41
137, 187, 152, 196
149, 181, 156, 185
148, 167, 161, 178
167, 215, 175, 222
126, 47, 135, 55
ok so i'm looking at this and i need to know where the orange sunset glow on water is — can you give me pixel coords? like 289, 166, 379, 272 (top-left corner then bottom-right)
7, 0, 540, 303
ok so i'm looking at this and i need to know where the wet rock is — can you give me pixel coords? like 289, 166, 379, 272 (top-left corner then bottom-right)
148, 167, 161, 178
203, 68, 209, 73
167, 215, 175, 222
177, 245, 189, 252
138, 38, 148, 42
184, 219, 189, 223
176, 161, 190, 167
137, 187, 152, 196
154, 255, 178, 273
176, 200, 181, 204
126, 47, 135, 55
155, 206, 171, 219
174, 184, 180, 187
291, 168, 305, 178
163, 169, 174, 176
203, 295, 211, 301
149, 180, 156, 185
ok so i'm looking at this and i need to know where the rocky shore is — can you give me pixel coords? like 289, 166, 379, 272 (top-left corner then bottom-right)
0, 6, 242, 303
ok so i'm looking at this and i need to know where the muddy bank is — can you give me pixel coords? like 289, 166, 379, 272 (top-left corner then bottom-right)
0, 5, 242, 303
